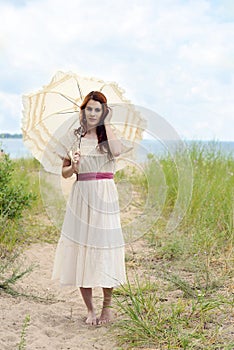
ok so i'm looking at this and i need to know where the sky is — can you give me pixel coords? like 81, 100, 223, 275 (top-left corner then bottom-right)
0, 0, 233, 141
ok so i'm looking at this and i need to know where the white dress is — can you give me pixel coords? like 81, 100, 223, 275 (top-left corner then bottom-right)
52, 137, 126, 288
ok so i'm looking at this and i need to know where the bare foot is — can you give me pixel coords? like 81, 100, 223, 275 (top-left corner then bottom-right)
85, 310, 97, 325
98, 307, 112, 325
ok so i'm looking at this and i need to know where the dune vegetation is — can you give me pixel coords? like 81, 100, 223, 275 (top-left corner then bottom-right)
113, 142, 234, 349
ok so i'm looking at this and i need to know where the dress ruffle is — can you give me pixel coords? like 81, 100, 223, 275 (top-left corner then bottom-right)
52, 235, 126, 288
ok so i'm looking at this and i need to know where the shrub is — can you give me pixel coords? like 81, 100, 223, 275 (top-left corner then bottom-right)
0, 154, 36, 219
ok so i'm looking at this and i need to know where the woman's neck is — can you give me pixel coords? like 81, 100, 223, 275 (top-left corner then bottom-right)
84, 128, 97, 139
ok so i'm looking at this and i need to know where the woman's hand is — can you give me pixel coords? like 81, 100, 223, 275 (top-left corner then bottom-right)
62, 151, 80, 178
104, 107, 112, 124
70, 150, 80, 174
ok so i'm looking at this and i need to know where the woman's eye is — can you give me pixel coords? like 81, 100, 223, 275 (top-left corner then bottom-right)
86, 107, 101, 113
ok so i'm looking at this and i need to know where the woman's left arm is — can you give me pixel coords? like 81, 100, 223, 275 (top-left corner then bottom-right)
104, 108, 122, 157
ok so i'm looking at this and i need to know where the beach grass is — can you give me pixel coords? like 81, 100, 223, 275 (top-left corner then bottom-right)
17, 314, 31, 350
113, 141, 234, 349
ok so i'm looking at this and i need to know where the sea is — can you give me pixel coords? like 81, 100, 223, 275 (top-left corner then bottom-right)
0, 138, 234, 162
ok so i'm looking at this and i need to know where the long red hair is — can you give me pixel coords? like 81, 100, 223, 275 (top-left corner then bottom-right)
75, 91, 111, 156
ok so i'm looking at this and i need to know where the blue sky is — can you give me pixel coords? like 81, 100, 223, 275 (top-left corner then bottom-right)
0, 0, 233, 140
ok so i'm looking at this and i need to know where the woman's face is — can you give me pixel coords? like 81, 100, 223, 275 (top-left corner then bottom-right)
84, 99, 103, 129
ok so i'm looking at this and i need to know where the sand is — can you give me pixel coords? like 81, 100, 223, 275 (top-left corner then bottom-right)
0, 243, 120, 350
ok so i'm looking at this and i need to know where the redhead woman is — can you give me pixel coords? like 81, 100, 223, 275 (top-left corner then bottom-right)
52, 91, 126, 325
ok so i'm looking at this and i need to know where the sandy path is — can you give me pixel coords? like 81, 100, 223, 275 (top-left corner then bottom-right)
0, 243, 120, 350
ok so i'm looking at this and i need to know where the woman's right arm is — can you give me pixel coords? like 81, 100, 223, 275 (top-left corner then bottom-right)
62, 154, 80, 178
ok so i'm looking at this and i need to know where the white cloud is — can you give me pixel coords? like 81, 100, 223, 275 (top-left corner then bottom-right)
0, 92, 22, 132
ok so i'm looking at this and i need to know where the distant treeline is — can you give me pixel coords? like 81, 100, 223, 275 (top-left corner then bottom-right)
0, 133, 22, 139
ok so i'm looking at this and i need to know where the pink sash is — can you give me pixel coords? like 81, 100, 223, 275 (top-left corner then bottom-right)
76, 172, 114, 181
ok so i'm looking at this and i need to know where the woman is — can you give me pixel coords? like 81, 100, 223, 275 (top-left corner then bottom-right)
52, 91, 127, 326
